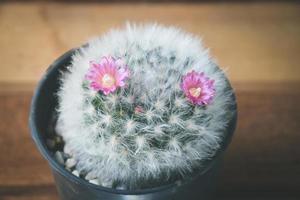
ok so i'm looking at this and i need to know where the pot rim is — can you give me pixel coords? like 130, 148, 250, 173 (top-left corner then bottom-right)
29, 48, 237, 195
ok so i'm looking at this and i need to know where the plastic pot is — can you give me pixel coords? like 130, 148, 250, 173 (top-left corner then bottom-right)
29, 49, 237, 200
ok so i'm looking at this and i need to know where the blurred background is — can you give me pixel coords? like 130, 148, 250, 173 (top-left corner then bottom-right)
0, 0, 299, 199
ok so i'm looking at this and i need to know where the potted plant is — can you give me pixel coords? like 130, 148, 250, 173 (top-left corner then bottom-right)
30, 24, 237, 200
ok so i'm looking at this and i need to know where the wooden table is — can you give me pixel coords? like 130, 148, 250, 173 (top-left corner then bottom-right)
0, 2, 299, 200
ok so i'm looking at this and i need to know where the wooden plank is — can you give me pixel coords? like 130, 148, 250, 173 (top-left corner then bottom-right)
218, 86, 300, 195
0, 82, 299, 199
0, 2, 300, 88
0, 185, 58, 200
0, 93, 54, 186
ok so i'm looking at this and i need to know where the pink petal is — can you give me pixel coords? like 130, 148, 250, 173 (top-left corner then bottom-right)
181, 71, 215, 105
85, 56, 130, 95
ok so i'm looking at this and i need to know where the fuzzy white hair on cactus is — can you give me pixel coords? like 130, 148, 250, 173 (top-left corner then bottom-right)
56, 23, 235, 189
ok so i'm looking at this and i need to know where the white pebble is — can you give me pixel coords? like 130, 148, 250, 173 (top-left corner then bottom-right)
54, 119, 64, 136
115, 184, 127, 190
65, 158, 76, 169
63, 145, 73, 157
72, 170, 80, 177
85, 172, 97, 181
46, 139, 55, 149
101, 180, 112, 188
89, 179, 100, 185
54, 136, 62, 144
54, 151, 64, 165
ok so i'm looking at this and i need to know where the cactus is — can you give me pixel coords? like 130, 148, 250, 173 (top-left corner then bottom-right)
56, 23, 235, 189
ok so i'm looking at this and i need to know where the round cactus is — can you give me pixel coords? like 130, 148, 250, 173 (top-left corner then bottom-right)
56, 23, 235, 189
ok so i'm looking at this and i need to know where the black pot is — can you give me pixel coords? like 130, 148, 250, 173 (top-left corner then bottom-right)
29, 49, 237, 200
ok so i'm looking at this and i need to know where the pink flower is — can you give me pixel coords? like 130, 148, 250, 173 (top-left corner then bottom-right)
134, 106, 144, 114
85, 56, 129, 95
181, 70, 215, 105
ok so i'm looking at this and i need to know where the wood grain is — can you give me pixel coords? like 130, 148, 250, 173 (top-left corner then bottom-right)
0, 2, 300, 90
0, 84, 299, 199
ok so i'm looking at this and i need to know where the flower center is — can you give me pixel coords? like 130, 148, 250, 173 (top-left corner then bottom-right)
101, 74, 115, 88
189, 87, 202, 98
